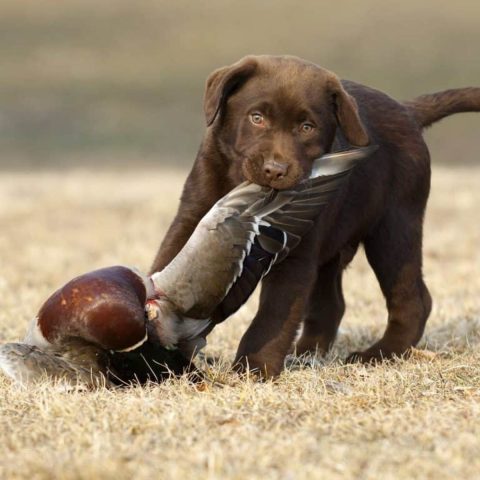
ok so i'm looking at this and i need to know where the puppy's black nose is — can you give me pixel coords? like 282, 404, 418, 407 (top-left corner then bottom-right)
263, 160, 288, 181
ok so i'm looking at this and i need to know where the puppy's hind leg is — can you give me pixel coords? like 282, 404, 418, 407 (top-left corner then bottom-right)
295, 254, 346, 356
347, 209, 432, 363
295, 244, 357, 356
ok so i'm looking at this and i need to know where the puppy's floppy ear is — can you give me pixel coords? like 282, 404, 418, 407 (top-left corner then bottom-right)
327, 74, 369, 146
204, 56, 258, 126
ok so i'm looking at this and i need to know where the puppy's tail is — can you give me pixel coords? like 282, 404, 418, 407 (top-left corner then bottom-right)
0, 342, 109, 388
405, 87, 480, 128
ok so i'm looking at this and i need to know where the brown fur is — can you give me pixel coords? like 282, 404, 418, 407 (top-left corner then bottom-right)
151, 55, 480, 377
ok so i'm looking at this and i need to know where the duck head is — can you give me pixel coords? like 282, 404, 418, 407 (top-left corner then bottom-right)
25, 266, 155, 352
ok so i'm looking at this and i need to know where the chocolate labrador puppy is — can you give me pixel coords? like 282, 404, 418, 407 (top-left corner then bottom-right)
151, 55, 480, 377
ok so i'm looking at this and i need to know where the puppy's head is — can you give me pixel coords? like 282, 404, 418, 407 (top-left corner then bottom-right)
204, 55, 369, 189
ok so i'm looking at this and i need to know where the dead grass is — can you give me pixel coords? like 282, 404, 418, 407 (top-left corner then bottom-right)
0, 165, 479, 479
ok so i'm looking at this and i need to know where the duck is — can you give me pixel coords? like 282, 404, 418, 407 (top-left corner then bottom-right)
0, 146, 375, 387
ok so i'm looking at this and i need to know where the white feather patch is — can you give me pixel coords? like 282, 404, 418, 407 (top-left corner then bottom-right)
23, 317, 51, 349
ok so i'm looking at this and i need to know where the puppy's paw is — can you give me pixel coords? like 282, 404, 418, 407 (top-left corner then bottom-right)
345, 346, 410, 364
232, 355, 282, 380
294, 335, 331, 357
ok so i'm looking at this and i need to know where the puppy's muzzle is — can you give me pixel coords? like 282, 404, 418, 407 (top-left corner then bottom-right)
263, 159, 289, 182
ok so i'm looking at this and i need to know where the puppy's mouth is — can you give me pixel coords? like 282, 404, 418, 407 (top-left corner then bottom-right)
241, 157, 305, 190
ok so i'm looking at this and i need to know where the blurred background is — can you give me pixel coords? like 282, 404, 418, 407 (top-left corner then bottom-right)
1, 0, 479, 170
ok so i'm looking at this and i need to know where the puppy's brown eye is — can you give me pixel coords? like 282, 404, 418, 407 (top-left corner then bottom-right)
250, 113, 265, 126
301, 123, 315, 133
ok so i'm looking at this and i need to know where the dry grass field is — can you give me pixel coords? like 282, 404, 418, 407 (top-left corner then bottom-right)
0, 165, 479, 479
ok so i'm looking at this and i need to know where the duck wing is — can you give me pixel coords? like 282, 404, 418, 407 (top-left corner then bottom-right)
152, 147, 375, 320
0, 340, 110, 387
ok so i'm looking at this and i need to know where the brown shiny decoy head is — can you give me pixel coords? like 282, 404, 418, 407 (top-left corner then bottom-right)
27, 266, 154, 352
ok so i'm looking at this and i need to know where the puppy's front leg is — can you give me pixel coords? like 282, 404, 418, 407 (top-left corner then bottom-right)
234, 247, 318, 378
